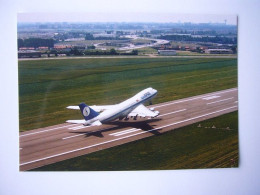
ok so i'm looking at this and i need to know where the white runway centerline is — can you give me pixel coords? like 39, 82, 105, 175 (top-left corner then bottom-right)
202, 95, 220, 100
159, 109, 186, 117
62, 134, 85, 140
110, 128, 141, 136
207, 97, 234, 105
68, 125, 91, 130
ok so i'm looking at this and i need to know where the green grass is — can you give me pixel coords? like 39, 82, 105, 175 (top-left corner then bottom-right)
19, 57, 237, 131
32, 111, 238, 171
136, 47, 158, 55
176, 50, 237, 56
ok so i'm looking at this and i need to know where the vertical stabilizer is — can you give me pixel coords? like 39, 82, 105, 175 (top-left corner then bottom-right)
79, 103, 99, 121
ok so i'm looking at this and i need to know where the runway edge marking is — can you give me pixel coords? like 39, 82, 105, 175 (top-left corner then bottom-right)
20, 105, 238, 167
20, 124, 78, 137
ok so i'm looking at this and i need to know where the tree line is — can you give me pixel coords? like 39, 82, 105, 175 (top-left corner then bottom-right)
64, 48, 138, 56
47, 48, 138, 56
158, 35, 237, 44
18, 38, 55, 48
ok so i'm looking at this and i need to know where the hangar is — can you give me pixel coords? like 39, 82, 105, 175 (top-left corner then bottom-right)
18, 50, 41, 58
158, 50, 177, 56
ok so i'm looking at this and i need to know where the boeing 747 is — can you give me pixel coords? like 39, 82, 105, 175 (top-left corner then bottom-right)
66, 87, 160, 126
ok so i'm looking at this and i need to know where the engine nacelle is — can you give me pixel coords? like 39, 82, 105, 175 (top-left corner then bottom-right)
154, 111, 160, 116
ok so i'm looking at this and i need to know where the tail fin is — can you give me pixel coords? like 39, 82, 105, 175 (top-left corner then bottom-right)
79, 103, 99, 121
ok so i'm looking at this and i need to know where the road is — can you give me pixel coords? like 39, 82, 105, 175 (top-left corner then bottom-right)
18, 55, 237, 61
19, 88, 238, 171
117, 35, 169, 51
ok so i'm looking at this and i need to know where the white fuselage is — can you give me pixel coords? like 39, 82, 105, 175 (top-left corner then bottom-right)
85, 87, 157, 125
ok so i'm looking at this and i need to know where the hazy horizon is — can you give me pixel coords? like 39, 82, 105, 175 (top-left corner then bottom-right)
18, 13, 237, 25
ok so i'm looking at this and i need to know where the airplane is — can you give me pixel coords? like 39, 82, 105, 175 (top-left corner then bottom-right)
66, 87, 160, 126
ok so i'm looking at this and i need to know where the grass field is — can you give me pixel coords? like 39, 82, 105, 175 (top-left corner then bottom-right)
136, 47, 158, 55
33, 111, 238, 171
19, 57, 237, 131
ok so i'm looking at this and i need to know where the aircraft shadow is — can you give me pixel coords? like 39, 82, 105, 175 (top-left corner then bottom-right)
69, 118, 163, 138
108, 118, 163, 136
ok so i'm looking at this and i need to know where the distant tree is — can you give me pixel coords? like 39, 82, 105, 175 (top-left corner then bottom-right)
110, 48, 117, 55
231, 45, 237, 54
131, 50, 138, 55
70, 48, 83, 56
21, 38, 54, 48
87, 45, 96, 49
85, 33, 94, 40
18, 39, 24, 49
158, 35, 236, 44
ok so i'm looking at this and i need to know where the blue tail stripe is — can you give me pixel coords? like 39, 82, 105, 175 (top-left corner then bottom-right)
79, 103, 99, 120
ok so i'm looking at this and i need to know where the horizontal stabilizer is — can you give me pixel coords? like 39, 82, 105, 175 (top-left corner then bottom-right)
67, 106, 80, 110
67, 105, 114, 112
66, 120, 85, 124
91, 120, 102, 126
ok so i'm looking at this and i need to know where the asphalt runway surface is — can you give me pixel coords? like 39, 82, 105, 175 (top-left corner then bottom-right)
19, 88, 238, 171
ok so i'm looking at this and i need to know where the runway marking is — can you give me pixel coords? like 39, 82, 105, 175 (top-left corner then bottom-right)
110, 128, 141, 136
159, 109, 186, 117
62, 134, 85, 140
202, 96, 220, 100
20, 124, 78, 137
109, 128, 136, 136
63, 128, 138, 140
20, 105, 238, 167
153, 88, 237, 109
207, 97, 234, 105
68, 125, 91, 130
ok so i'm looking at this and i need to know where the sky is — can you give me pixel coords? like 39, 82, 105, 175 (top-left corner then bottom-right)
17, 13, 237, 25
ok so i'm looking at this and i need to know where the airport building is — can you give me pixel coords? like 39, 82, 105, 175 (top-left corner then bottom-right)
158, 50, 177, 56
18, 50, 41, 58
205, 49, 233, 54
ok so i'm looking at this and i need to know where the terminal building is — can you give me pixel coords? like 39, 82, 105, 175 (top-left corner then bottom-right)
158, 50, 177, 56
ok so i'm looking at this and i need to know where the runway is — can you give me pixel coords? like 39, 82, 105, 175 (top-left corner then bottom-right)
19, 88, 238, 171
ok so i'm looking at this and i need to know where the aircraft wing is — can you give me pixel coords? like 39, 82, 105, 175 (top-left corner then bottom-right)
128, 104, 159, 118
90, 105, 115, 112
66, 105, 115, 112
